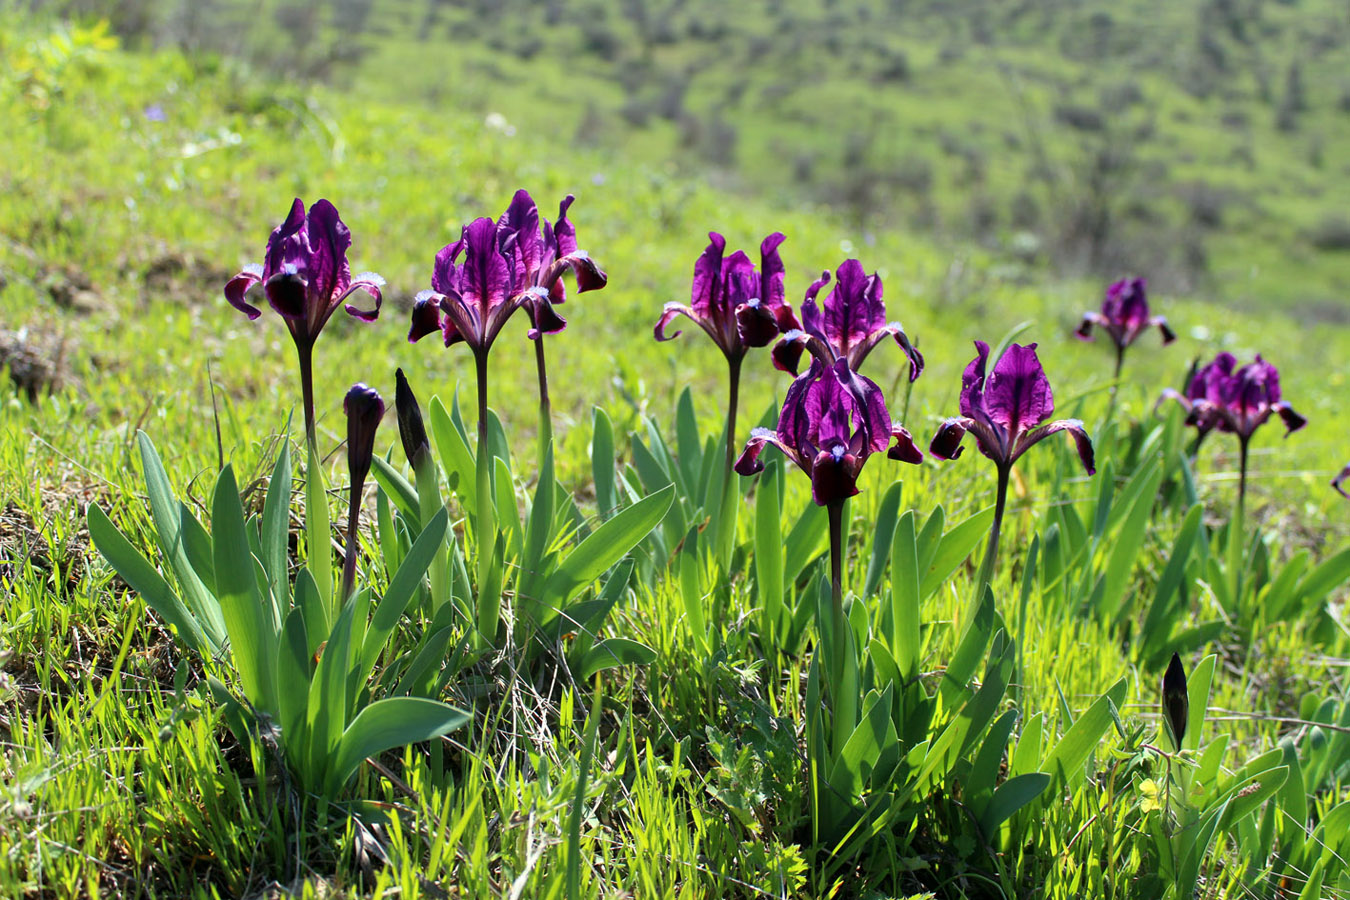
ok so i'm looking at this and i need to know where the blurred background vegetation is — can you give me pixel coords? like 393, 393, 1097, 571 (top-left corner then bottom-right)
22, 0, 1350, 317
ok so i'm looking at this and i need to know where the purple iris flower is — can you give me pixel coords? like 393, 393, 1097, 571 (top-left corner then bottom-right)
930, 341, 1094, 587
225, 198, 384, 443
736, 358, 923, 507
408, 191, 606, 437
654, 231, 800, 362
408, 192, 606, 354
770, 259, 923, 381
930, 341, 1095, 476
1160, 353, 1305, 503
341, 383, 385, 601
1077, 278, 1175, 359
1333, 463, 1350, 499
1162, 353, 1305, 441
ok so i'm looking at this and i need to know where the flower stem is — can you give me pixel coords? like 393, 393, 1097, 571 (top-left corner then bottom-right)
534, 334, 552, 432
724, 354, 743, 480
1237, 434, 1250, 511
340, 479, 361, 602
977, 463, 1012, 594
826, 499, 853, 754
296, 338, 317, 447
473, 349, 499, 645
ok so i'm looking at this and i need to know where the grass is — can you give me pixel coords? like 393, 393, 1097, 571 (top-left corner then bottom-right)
2, 10, 1350, 899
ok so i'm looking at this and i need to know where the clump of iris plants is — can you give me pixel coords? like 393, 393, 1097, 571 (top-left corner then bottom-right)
1160, 352, 1305, 505
930, 340, 1095, 587
1077, 277, 1175, 383
225, 198, 385, 445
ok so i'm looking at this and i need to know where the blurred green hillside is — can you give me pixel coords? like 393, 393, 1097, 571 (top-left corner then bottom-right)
41, 0, 1350, 314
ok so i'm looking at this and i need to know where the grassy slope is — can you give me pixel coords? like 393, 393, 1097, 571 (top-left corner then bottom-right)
1, 13, 1349, 900
347, 0, 1350, 312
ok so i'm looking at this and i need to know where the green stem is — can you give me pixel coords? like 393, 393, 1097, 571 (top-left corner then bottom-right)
977, 463, 1012, 594
340, 480, 361, 602
535, 334, 553, 460
474, 349, 498, 644
296, 338, 317, 448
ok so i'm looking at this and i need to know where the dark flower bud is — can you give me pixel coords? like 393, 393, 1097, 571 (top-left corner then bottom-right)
394, 368, 430, 470
1162, 652, 1189, 752
343, 383, 385, 486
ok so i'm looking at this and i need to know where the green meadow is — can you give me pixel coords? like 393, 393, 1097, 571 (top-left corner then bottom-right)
2, 5, 1350, 898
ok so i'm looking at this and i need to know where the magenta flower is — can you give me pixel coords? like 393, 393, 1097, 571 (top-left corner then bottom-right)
654, 232, 800, 362
655, 231, 803, 515
409, 192, 606, 433
225, 198, 384, 441
930, 341, 1094, 587
1160, 353, 1305, 503
1162, 353, 1305, 442
737, 359, 922, 507
1077, 277, 1175, 351
930, 341, 1095, 475
771, 259, 923, 381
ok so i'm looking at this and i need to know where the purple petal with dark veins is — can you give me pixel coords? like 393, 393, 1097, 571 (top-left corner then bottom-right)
263, 198, 307, 283
737, 427, 805, 477
408, 292, 444, 343
554, 194, 578, 257
306, 199, 353, 306
1014, 418, 1095, 475
985, 342, 1053, 437
759, 232, 786, 310
736, 298, 781, 348
929, 418, 971, 461
959, 340, 991, 419
808, 447, 863, 506
225, 265, 263, 319
655, 303, 695, 342
690, 232, 727, 320
340, 272, 385, 322
459, 217, 512, 317
1155, 317, 1177, 344
1275, 401, 1307, 435
265, 268, 308, 320
887, 425, 924, 464
771, 330, 810, 373
431, 239, 465, 297
498, 189, 542, 282
526, 290, 567, 339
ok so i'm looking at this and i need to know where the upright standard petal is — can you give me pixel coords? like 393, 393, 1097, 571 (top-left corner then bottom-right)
458, 217, 513, 322
984, 342, 1053, 437
690, 232, 727, 321
498, 189, 543, 281
305, 199, 353, 311
959, 340, 992, 419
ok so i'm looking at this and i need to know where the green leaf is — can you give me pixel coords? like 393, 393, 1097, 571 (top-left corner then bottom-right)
429, 396, 477, 512
307, 595, 357, 784
754, 460, 784, 643
922, 507, 996, 599
1038, 678, 1128, 799
212, 465, 278, 717
542, 485, 675, 610
326, 697, 471, 795
521, 440, 557, 607
592, 407, 616, 520
276, 607, 311, 768
359, 509, 449, 683
137, 433, 221, 639
260, 441, 292, 625
675, 387, 703, 494
979, 774, 1051, 834
1185, 654, 1216, 752
1295, 547, 1350, 615
575, 638, 657, 680
890, 510, 922, 680
88, 505, 212, 657
305, 439, 333, 618
494, 455, 522, 557
370, 455, 421, 532
1137, 503, 1202, 647
1099, 461, 1163, 618
863, 481, 903, 599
